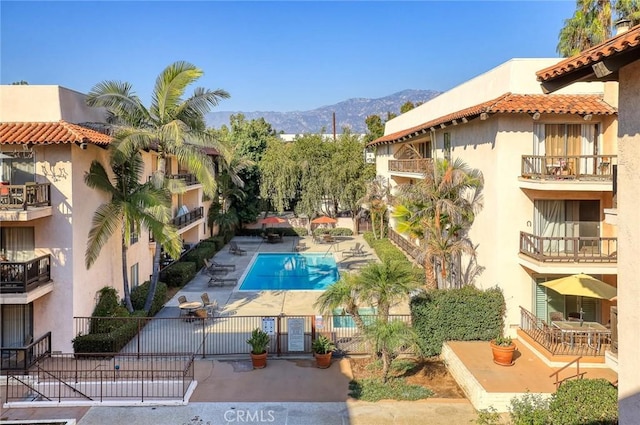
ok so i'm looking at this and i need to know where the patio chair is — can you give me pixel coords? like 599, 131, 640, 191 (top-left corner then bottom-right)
178, 295, 188, 319
550, 312, 565, 322
295, 242, 307, 252
229, 241, 247, 256
201, 293, 219, 318
208, 276, 238, 287
203, 258, 235, 274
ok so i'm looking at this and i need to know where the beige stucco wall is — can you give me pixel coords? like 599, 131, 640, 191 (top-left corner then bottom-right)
0, 85, 105, 123
385, 59, 607, 136
616, 59, 640, 424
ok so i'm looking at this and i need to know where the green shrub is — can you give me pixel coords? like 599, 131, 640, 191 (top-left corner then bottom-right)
475, 407, 506, 425
238, 227, 307, 237
548, 379, 618, 425
92, 287, 120, 317
348, 378, 433, 401
159, 261, 197, 287
313, 227, 353, 236
130, 281, 168, 316
410, 286, 505, 356
362, 232, 424, 285
73, 311, 146, 354
182, 245, 216, 270
509, 392, 550, 425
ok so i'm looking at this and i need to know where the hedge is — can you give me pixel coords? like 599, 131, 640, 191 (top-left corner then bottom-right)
159, 261, 197, 287
549, 379, 618, 424
130, 281, 168, 316
363, 232, 424, 284
237, 227, 308, 237
73, 311, 146, 354
410, 286, 505, 356
182, 245, 216, 270
312, 227, 353, 236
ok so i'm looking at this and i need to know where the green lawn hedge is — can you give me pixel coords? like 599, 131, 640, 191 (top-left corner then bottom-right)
410, 286, 505, 356
362, 232, 424, 284
159, 261, 197, 287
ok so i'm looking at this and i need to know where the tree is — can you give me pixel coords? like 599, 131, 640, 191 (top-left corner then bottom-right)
360, 175, 391, 239
557, 0, 640, 57
314, 272, 367, 333
10, 80, 28, 85
84, 151, 180, 312
364, 319, 418, 383
87, 61, 229, 313
393, 158, 484, 289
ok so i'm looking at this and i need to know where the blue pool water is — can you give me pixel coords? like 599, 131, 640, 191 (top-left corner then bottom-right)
239, 253, 340, 291
332, 308, 377, 328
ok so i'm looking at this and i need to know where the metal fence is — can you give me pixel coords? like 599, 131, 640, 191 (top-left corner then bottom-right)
3, 353, 195, 404
74, 314, 412, 357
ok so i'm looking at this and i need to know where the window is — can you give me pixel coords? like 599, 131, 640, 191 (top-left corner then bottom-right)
0, 227, 35, 261
1, 303, 33, 347
417, 141, 431, 158
533, 123, 600, 174
130, 263, 139, 288
443, 133, 451, 160
129, 222, 138, 245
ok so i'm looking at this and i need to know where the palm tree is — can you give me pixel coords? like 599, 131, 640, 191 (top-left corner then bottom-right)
84, 151, 181, 312
357, 260, 419, 321
360, 175, 391, 239
364, 319, 418, 383
314, 272, 366, 332
87, 61, 229, 312
394, 158, 483, 289
557, 0, 640, 57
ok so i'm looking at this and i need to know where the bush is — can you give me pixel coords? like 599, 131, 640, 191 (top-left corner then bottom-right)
549, 379, 618, 425
73, 311, 146, 354
130, 281, 168, 316
313, 227, 353, 236
509, 392, 550, 425
362, 232, 424, 284
348, 378, 433, 401
159, 261, 197, 287
237, 227, 308, 237
410, 286, 505, 356
182, 245, 216, 270
92, 287, 120, 317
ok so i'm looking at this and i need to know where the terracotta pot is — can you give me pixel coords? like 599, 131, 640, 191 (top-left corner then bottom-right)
490, 340, 516, 366
250, 352, 267, 369
314, 352, 332, 369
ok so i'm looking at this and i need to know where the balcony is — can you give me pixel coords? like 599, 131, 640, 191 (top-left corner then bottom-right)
388, 159, 433, 174
520, 155, 616, 191
171, 206, 204, 229
0, 255, 52, 294
0, 183, 53, 221
1, 332, 51, 373
519, 231, 617, 263
169, 173, 198, 186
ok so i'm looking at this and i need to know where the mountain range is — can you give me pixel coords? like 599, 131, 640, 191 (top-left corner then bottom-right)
205, 89, 441, 134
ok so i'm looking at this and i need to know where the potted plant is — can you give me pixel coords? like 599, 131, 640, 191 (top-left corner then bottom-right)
247, 328, 270, 369
312, 335, 336, 369
490, 335, 516, 366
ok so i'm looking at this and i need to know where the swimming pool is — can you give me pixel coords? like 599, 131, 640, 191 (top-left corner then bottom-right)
239, 253, 340, 291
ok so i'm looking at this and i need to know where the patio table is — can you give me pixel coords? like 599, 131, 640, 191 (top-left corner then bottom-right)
552, 320, 610, 350
179, 301, 203, 321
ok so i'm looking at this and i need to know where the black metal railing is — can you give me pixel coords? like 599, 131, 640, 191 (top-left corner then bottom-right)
519, 231, 617, 263
73, 314, 412, 357
520, 306, 611, 357
521, 155, 616, 181
0, 183, 51, 210
388, 159, 433, 174
3, 353, 194, 403
0, 254, 52, 293
1, 332, 51, 372
171, 206, 204, 229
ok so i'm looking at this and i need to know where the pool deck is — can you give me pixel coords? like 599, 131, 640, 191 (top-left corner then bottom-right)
167, 234, 411, 318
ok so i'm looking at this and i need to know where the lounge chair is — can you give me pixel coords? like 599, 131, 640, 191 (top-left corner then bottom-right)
342, 243, 367, 258
229, 241, 247, 256
204, 258, 235, 274
208, 276, 238, 287
295, 242, 307, 252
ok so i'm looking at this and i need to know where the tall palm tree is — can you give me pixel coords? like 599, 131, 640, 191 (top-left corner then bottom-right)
360, 175, 391, 239
394, 158, 483, 289
557, 0, 640, 57
87, 61, 230, 312
84, 151, 181, 312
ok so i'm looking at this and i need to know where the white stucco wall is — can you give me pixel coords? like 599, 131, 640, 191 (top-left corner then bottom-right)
0, 85, 105, 123
385, 59, 606, 135
616, 59, 640, 424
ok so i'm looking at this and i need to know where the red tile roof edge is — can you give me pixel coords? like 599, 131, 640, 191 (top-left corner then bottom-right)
536, 25, 640, 81
367, 93, 616, 147
0, 120, 112, 146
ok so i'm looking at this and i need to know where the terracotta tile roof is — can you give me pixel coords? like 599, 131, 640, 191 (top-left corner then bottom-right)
0, 120, 112, 146
368, 93, 616, 147
536, 25, 640, 82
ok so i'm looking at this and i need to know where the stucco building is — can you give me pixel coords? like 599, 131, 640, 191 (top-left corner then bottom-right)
0, 85, 212, 358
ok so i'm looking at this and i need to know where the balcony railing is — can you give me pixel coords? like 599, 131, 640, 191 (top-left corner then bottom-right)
1, 331, 51, 372
521, 155, 616, 181
520, 307, 610, 357
519, 231, 617, 263
0, 254, 52, 293
171, 206, 204, 229
388, 228, 421, 262
0, 183, 51, 210
388, 159, 433, 174
169, 173, 198, 186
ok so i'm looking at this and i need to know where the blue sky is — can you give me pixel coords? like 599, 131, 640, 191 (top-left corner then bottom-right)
1, 1, 576, 112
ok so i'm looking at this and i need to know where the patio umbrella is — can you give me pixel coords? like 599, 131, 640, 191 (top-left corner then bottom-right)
261, 216, 286, 225
540, 273, 617, 300
311, 216, 337, 225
